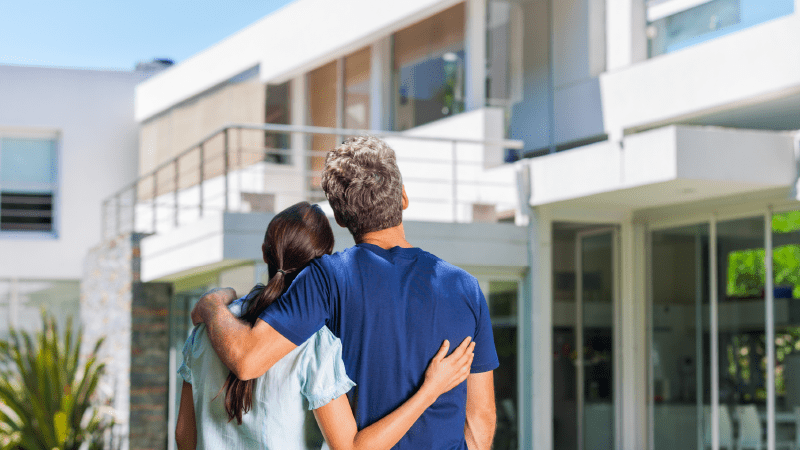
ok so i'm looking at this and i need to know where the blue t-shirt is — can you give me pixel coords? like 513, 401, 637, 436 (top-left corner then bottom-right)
259, 243, 499, 450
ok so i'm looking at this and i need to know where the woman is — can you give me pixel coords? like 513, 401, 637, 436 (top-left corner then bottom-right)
175, 202, 474, 449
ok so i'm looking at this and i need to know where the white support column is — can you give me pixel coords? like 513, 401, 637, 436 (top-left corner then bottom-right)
370, 37, 392, 131
290, 74, 307, 198
765, 209, 776, 450
710, 215, 719, 450
529, 206, 553, 450
605, 0, 647, 71
619, 218, 649, 450
465, 0, 487, 111
605, 0, 646, 140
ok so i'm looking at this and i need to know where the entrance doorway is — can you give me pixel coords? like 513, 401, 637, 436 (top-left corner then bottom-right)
553, 225, 619, 450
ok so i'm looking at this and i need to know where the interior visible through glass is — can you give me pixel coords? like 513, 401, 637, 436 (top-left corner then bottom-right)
651, 224, 710, 450
392, 3, 465, 131
488, 280, 518, 450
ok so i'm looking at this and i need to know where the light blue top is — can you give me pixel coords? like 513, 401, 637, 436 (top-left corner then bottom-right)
178, 297, 355, 450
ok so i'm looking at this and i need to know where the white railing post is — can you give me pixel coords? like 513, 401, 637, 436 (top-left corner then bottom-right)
131, 183, 137, 235
174, 159, 179, 227
223, 128, 230, 212
198, 143, 204, 218
115, 194, 121, 238
152, 172, 158, 234
101, 199, 108, 240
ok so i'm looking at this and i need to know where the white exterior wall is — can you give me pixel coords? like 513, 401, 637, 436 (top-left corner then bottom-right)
600, 9, 800, 135
0, 65, 144, 279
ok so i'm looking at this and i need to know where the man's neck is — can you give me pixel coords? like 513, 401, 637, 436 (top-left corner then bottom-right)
357, 223, 412, 249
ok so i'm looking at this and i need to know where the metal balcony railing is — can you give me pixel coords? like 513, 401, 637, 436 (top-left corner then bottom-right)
101, 123, 524, 241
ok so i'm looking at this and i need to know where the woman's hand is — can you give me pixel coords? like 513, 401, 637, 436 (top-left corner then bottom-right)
315, 336, 475, 450
421, 337, 475, 400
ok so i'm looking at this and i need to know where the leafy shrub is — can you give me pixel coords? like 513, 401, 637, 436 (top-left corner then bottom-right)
0, 312, 113, 450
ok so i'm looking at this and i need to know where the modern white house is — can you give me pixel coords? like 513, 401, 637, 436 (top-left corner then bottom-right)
93, 0, 800, 449
0, 63, 158, 450
0, 64, 147, 340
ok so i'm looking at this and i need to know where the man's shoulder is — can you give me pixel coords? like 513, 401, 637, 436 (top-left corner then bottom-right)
413, 249, 482, 296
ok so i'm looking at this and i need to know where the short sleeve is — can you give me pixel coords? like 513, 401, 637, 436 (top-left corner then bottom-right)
177, 326, 198, 384
258, 259, 332, 345
470, 288, 500, 373
301, 327, 356, 410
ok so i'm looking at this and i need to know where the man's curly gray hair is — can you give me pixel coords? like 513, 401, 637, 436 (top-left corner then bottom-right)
321, 136, 403, 240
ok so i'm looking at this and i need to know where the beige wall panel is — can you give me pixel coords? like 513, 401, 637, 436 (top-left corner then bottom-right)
138, 77, 266, 184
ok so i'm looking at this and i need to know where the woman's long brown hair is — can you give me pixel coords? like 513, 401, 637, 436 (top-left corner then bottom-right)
222, 202, 334, 424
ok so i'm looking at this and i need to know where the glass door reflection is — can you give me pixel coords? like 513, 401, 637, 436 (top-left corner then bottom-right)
576, 229, 617, 450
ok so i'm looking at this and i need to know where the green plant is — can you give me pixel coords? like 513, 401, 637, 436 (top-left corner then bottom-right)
0, 312, 113, 450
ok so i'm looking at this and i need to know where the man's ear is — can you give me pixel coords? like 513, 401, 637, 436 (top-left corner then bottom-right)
402, 185, 409, 210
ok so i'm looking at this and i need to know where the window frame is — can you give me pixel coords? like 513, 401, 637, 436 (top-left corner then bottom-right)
0, 130, 60, 239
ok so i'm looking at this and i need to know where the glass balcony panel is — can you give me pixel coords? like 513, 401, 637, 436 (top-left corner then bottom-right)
647, 0, 795, 57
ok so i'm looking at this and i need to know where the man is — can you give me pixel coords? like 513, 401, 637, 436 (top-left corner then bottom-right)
192, 136, 498, 449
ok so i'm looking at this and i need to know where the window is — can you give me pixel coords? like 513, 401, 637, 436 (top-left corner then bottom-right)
646, 0, 795, 57
486, 0, 523, 109
305, 47, 373, 192
344, 47, 372, 130
0, 137, 58, 234
265, 81, 291, 164
393, 3, 466, 131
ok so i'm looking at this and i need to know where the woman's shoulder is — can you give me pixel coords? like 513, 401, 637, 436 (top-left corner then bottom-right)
309, 326, 339, 348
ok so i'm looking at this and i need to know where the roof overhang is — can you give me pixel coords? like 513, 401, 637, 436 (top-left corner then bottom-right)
527, 126, 797, 213
134, 0, 461, 122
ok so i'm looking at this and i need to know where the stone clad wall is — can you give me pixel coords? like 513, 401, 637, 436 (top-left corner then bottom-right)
82, 233, 137, 450
82, 233, 172, 450
129, 283, 171, 450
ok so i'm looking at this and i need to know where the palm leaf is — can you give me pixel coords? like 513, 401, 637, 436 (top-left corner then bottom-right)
0, 311, 114, 450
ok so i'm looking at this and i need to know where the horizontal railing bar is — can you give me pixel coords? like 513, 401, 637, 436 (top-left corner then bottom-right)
231, 148, 496, 166
231, 123, 525, 148
106, 123, 523, 200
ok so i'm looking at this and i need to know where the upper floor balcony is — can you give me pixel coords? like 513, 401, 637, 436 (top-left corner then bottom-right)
601, 0, 800, 136
101, 110, 523, 280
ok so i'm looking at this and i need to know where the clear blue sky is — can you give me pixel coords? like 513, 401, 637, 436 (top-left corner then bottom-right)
0, 0, 296, 70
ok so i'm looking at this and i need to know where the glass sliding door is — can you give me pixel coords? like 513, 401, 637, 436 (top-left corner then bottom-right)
771, 211, 800, 448
264, 81, 291, 164
343, 47, 371, 130
306, 61, 338, 192
552, 224, 578, 450
392, 3, 465, 131
651, 224, 711, 450
577, 229, 617, 450
485, 280, 519, 449
717, 216, 766, 449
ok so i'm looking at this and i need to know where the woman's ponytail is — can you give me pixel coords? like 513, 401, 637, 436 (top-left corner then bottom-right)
218, 201, 334, 425
221, 271, 289, 424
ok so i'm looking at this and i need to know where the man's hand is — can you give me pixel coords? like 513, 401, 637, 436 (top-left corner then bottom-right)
191, 287, 237, 326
